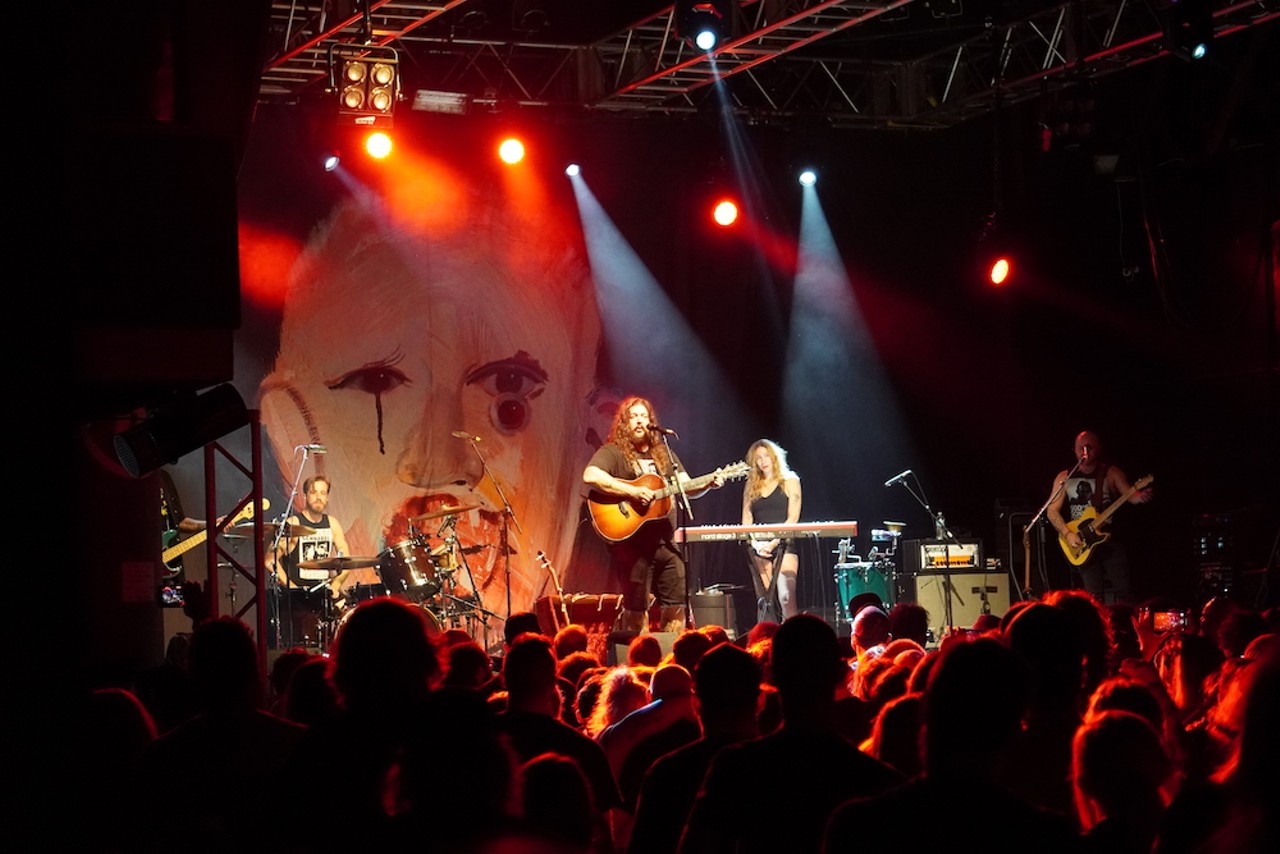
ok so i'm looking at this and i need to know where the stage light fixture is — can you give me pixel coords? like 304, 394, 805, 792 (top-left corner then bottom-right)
677, 0, 732, 52
1158, 0, 1214, 62
114, 384, 249, 478
323, 152, 341, 172
498, 138, 526, 164
329, 44, 400, 127
365, 131, 393, 158
799, 170, 817, 186
565, 163, 580, 177
713, 199, 739, 227
989, 257, 1012, 286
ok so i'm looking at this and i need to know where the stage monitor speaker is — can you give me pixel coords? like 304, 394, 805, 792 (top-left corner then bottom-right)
913, 572, 1010, 643
691, 591, 736, 637
608, 631, 679, 666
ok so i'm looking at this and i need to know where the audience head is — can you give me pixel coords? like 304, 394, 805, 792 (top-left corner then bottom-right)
1004, 603, 1084, 713
771, 615, 845, 705
924, 637, 1030, 776
586, 665, 649, 736
282, 655, 339, 726
503, 633, 558, 708
558, 650, 600, 689
553, 624, 590, 660
888, 603, 930, 647
853, 607, 891, 653
627, 634, 662, 668
672, 629, 714, 675
1072, 710, 1172, 831
188, 616, 261, 711
866, 691, 924, 780
699, 624, 731, 647
505, 611, 543, 647
520, 753, 596, 850
650, 663, 693, 701
1045, 589, 1114, 696
442, 640, 496, 691
330, 598, 440, 711
746, 621, 781, 647
693, 642, 762, 728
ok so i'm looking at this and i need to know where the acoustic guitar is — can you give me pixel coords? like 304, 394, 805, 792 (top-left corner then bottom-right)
1058, 475, 1153, 566
588, 462, 749, 543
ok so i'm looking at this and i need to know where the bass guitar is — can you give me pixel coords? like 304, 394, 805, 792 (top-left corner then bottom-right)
1058, 475, 1153, 566
162, 499, 270, 567
588, 462, 749, 543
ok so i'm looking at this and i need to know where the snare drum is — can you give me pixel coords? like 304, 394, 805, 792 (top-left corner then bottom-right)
835, 562, 893, 621
378, 538, 440, 600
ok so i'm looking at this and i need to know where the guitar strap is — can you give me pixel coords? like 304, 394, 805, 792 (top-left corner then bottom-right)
1092, 464, 1110, 511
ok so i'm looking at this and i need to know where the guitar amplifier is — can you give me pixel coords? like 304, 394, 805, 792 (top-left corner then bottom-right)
903, 539, 983, 574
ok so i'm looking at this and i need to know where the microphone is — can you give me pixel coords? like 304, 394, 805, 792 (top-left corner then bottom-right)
883, 469, 912, 488
647, 424, 680, 438
296, 444, 327, 454
1081, 443, 1092, 463
451, 431, 483, 442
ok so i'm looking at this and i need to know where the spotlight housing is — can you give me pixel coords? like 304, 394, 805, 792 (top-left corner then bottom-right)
565, 163, 580, 177
323, 152, 341, 172
329, 44, 400, 127
498, 138, 526, 164
677, 0, 732, 52
1158, 0, 1214, 62
799, 170, 817, 186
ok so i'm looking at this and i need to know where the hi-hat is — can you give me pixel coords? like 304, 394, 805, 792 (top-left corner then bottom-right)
409, 503, 481, 522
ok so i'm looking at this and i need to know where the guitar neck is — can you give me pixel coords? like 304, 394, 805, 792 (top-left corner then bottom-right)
1093, 476, 1152, 528
162, 530, 209, 564
656, 471, 717, 500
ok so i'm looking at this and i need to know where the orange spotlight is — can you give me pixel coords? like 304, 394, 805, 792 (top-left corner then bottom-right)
712, 199, 739, 227
365, 131, 393, 159
989, 256, 1012, 286
498, 138, 525, 165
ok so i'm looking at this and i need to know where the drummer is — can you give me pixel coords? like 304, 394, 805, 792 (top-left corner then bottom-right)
273, 475, 352, 603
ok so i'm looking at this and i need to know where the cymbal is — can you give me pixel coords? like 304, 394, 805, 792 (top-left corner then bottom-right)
409, 503, 481, 522
226, 521, 318, 538
298, 555, 380, 571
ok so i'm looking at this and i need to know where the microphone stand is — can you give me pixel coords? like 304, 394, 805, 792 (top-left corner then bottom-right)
659, 430, 693, 630
889, 472, 960, 634
1022, 456, 1085, 599
268, 446, 313, 648
461, 437, 522, 620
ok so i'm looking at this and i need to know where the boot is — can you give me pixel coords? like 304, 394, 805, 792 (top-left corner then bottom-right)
659, 605, 686, 633
619, 609, 648, 633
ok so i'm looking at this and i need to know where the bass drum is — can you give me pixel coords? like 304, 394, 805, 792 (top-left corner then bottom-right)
377, 538, 440, 600
334, 599, 443, 642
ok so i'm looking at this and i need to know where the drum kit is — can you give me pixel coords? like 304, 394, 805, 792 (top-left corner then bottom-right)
833, 520, 905, 624
263, 504, 500, 650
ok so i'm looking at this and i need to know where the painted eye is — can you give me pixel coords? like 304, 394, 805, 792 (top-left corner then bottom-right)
466, 355, 548, 435
328, 362, 410, 396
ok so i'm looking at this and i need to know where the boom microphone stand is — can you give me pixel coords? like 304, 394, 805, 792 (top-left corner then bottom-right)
656, 426, 693, 630
456, 434, 522, 620
886, 469, 961, 633
1022, 455, 1084, 599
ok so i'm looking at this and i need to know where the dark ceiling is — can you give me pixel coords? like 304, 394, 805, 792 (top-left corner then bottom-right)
261, 1, 1277, 129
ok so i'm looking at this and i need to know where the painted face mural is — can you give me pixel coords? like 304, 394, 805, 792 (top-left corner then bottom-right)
259, 195, 601, 636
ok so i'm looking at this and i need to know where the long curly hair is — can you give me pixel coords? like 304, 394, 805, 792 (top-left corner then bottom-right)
745, 439, 794, 502
608, 396, 673, 476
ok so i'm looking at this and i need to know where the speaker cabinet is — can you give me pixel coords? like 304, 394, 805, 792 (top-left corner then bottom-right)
691, 591, 736, 637
912, 572, 1010, 642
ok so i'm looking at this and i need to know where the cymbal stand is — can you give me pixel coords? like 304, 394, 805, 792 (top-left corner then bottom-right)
458, 436, 522, 620
436, 514, 501, 648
